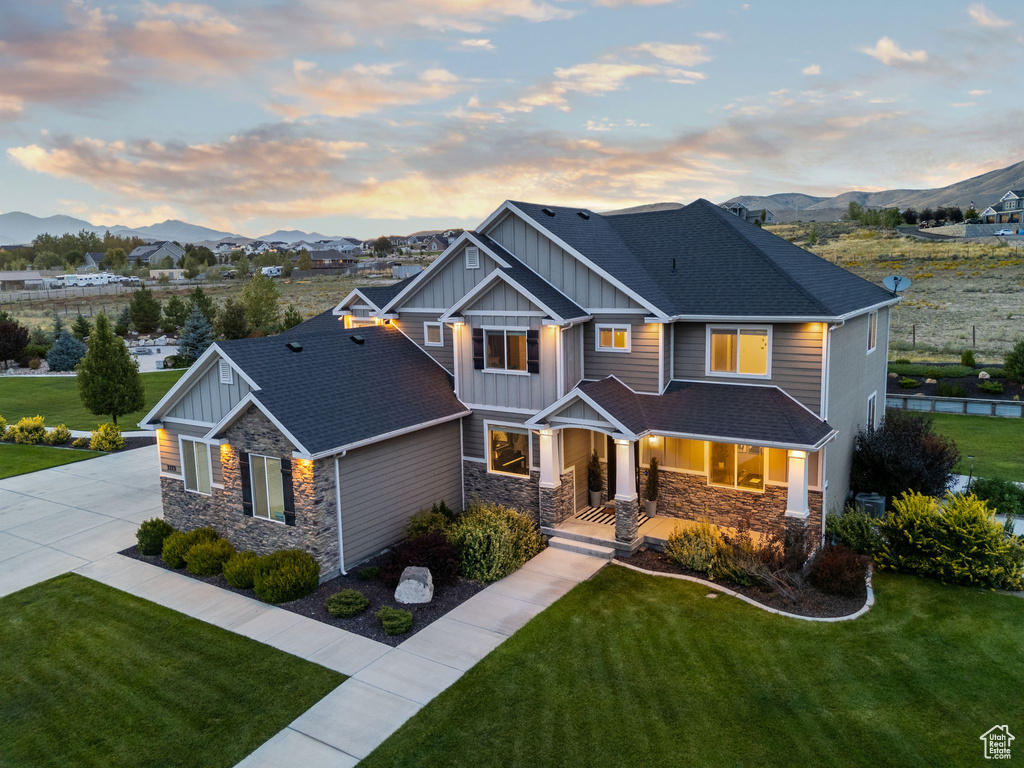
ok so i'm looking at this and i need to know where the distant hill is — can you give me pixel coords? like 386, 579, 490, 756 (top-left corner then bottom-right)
0, 211, 118, 244
258, 229, 337, 243
127, 219, 241, 242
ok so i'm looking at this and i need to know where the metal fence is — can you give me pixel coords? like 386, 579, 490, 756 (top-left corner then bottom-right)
886, 394, 1024, 419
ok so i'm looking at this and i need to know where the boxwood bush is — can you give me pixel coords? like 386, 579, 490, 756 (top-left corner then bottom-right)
253, 549, 320, 603
185, 538, 236, 576
89, 423, 125, 451
223, 551, 260, 589
136, 518, 175, 556
449, 501, 543, 583
325, 588, 370, 618
161, 527, 218, 569
376, 605, 413, 636
665, 520, 728, 578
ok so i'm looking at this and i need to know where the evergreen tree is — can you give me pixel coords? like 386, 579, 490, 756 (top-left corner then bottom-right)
72, 314, 92, 341
52, 312, 65, 337
114, 306, 132, 336
104, 248, 127, 269
179, 305, 215, 362
216, 298, 249, 340
187, 286, 217, 325
282, 305, 302, 330
129, 286, 162, 333
163, 295, 189, 330
77, 313, 144, 425
240, 272, 280, 332
46, 330, 87, 372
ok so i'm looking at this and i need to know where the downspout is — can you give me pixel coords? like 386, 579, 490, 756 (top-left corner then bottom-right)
334, 452, 348, 575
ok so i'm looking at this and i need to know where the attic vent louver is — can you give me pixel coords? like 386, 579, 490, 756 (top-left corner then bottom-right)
577, 211, 590, 220
350, 335, 365, 345
286, 341, 303, 352
541, 207, 555, 217
465, 246, 480, 269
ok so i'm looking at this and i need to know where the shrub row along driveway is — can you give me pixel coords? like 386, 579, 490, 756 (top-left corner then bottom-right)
0, 446, 159, 597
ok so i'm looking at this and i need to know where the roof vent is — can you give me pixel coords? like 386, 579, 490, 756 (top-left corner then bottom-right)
541, 207, 555, 217
286, 341, 303, 353
350, 334, 365, 345
577, 211, 590, 220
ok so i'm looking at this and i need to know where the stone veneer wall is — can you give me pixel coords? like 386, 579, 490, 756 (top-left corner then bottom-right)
160, 406, 340, 576
463, 460, 540, 521
638, 468, 823, 541
539, 469, 575, 527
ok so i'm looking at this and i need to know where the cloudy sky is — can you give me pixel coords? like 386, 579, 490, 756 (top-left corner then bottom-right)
1, 0, 1021, 238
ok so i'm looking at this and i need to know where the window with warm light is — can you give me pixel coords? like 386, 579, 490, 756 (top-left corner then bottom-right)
424, 321, 443, 346
596, 324, 630, 352
867, 311, 878, 353
709, 442, 764, 491
767, 448, 820, 486
707, 326, 770, 377
488, 426, 530, 476
250, 455, 286, 523
643, 436, 705, 472
484, 329, 527, 372
181, 438, 211, 495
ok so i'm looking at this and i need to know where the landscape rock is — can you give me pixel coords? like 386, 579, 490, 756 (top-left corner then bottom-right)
888, 372, 899, 379
979, 371, 991, 380
395, 566, 433, 604
925, 378, 937, 384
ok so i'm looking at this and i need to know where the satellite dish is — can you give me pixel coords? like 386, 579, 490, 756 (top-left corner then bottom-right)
883, 275, 911, 294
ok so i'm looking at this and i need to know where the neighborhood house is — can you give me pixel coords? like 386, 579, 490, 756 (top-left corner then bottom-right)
141, 198, 895, 577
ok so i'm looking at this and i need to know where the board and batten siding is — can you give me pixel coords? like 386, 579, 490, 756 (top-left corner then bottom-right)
398, 242, 501, 310
582, 316, 660, 393
562, 324, 583, 394
463, 409, 539, 466
337, 420, 463, 566
671, 322, 825, 413
464, 280, 543, 314
562, 427, 592, 512
393, 311, 454, 372
165, 358, 252, 424
484, 212, 643, 310
157, 423, 223, 485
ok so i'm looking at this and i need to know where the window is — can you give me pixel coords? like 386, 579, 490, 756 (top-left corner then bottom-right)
484, 329, 527, 372
219, 359, 233, 385
181, 438, 211, 495
867, 392, 877, 428
465, 246, 480, 269
250, 455, 286, 523
488, 426, 530, 477
707, 326, 770, 377
424, 322, 443, 346
709, 442, 764, 491
644, 436, 704, 472
767, 448, 820, 488
867, 311, 878, 353
596, 324, 630, 352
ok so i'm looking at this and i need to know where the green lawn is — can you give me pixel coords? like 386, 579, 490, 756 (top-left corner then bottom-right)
0, 369, 186, 431
0, 443, 105, 479
0, 574, 343, 768
928, 412, 1024, 480
364, 568, 1024, 768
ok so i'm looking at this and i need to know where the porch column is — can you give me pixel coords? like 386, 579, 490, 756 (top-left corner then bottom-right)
538, 429, 560, 490
784, 449, 809, 519
614, 438, 639, 543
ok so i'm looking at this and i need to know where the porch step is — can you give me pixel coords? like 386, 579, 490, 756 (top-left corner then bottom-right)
546, 536, 616, 560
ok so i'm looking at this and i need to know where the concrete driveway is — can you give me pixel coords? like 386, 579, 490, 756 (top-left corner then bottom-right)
0, 445, 160, 598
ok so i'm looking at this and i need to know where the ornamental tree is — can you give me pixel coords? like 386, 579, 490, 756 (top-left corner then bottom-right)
0, 317, 29, 363
47, 330, 87, 372
77, 312, 145, 426
179, 304, 214, 363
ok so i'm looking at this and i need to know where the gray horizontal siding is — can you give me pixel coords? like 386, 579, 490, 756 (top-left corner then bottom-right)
456, 316, 558, 410
338, 420, 463, 566
582, 316, 661, 394
158, 425, 222, 485
165, 358, 251, 424
562, 427, 591, 512
393, 312, 454, 372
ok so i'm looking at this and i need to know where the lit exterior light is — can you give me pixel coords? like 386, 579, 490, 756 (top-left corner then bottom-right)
648, 435, 659, 446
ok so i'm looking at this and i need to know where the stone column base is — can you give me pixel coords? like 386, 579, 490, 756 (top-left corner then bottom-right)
614, 496, 639, 542
539, 470, 575, 527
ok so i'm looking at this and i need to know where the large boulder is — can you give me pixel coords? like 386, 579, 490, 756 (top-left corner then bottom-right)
395, 566, 433, 604
979, 371, 991, 380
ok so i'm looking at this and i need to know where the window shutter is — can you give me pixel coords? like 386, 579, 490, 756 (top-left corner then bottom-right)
527, 330, 540, 374
281, 458, 296, 526
472, 328, 484, 370
239, 451, 253, 517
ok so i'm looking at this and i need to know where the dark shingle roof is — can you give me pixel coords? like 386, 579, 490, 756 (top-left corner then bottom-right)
358, 276, 417, 309
510, 198, 893, 318
216, 322, 467, 455
573, 376, 832, 448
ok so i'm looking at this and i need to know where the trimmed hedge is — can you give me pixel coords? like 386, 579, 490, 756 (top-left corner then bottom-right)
137, 518, 175, 556
253, 549, 320, 603
449, 501, 543, 583
90, 423, 125, 451
325, 589, 370, 618
376, 605, 413, 636
161, 527, 218, 569
185, 538, 236, 576
223, 551, 260, 589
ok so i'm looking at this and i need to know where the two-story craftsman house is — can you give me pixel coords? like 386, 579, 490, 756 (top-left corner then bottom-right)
141, 199, 895, 575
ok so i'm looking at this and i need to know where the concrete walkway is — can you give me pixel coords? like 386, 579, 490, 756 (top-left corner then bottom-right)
0, 445, 160, 598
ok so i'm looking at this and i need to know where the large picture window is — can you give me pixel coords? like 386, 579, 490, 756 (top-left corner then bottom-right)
250, 455, 286, 523
484, 329, 527, 372
707, 326, 770, 377
181, 438, 211, 495
709, 442, 764, 491
488, 426, 530, 477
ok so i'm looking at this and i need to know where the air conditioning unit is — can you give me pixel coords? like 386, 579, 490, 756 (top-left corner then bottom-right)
854, 492, 886, 519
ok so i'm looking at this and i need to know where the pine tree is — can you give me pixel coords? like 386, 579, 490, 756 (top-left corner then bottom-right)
46, 330, 87, 372
53, 312, 65, 337
282, 305, 302, 330
129, 286, 162, 333
187, 286, 217, 325
163, 295, 188, 330
114, 306, 132, 336
216, 298, 249, 340
240, 272, 280, 332
77, 313, 145, 426
179, 304, 215, 362
72, 314, 92, 341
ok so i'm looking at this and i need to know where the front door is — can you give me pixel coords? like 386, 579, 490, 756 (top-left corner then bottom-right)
606, 434, 616, 499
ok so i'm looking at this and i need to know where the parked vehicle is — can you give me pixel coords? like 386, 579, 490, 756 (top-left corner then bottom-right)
995, 229, 1014, 236
260, 265, 282, 277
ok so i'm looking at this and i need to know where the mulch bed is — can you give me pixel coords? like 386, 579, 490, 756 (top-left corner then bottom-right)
616, 549, 866, 619
120, 545, 486, 646
887, 372, 1024, 401
0, 435, 155, 452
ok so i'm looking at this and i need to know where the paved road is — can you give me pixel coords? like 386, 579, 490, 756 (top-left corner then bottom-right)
896, 226, 963, 241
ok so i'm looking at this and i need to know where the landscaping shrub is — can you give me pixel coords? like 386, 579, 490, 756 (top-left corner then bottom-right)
356, 566, 379, 581
12, 415, 47, 445
665, 520, 727, 577
162, 527, 219, 569
27, 357, 41, 370
877, 492, 1024, 590
325, 589, 370, 618
0, 416, 6, 436
898, 377, 920, 389
136, 518, 175, 556
449, 501, 543, 583
978, 379, 1004, 394
253, 549, 320, 603
185, 538, 236, 576
888, 363, 974, 379
380, 532, 461, 588
850, 410, 959, 504
46, 330, 87, 372
406, 507, 454, 539
960, 349, 976, 367
223, 551, 260, 589
71, 437, 89, 448
1005, 337, 1024, 384
376, 605, 413, 636
46, 424, 72, 445
825, 507, 882, 555
969, 477, 1024, 518
90, 423, 125, 451
935, 381, 966, 398
808, 545, 869, 597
